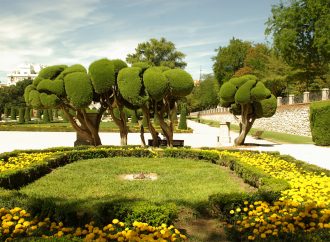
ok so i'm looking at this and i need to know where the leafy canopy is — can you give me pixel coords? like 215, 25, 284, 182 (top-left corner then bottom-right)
126, 37, 187, 69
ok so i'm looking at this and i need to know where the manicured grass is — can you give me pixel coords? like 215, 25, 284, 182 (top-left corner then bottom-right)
0, 120, 191, 133
191, 117, 313, 144
20, 157, 247, 206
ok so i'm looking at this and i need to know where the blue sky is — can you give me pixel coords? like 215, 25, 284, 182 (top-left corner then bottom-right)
0, 0, 280, 82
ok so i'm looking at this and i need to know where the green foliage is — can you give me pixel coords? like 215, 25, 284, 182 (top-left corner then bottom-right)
24, 85, 35, 103
48, 109, 54, 122
265, 0, 330, 87
178, 104, 187, 130
131, 62, 150, 72
42, 109, 50, 123
88, 58, 115, 94
37, 65, 67, 80
36, 110, 42, 119
213, 38, 252, 85
130, 110, 138, 124
309, 100, 330, 146
37, 79, 65, 97
64, 72, 93, 108
254, 94, 277, 118
59, 64, 86, 78
24, 107, 31, 122
164, 69, 194, 97
39, 93, 60, 108
219, 81, 237, 102
10, 107, 16, 120
126, 37, 187, 69
250, 81, 271, 101
18, 108, 25, 124
186, 74, 220, 112
4, 106, 9, 118
234, 79, 257, 104
28, 90, 42, 109
111, 59, 128, 74
143, 67, 168, 101
117, 67, 145, 106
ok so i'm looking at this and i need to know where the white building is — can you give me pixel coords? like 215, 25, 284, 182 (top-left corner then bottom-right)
6, 64, 46, 85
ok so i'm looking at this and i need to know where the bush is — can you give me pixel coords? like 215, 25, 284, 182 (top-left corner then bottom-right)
18, 107, 25, 124
10, 107, 16, 120
24, 107, 31, 122
178, 104, 187, 130
310, 100, 330, 146
42, 109, 50, 123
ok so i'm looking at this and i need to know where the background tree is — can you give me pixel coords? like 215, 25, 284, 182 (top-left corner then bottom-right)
219, 75, 277, 145
186, 74, 219, 112
213, 38, 251, 85
126, 37, 187, 69
265, 0, 330, 90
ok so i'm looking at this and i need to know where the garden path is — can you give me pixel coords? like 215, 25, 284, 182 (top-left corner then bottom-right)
0, 121, 329, 169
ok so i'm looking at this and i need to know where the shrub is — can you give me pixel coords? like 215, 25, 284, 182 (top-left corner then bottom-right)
10, 107, 16, 120
24, 107, 31, 122
18, 107, 25, 124
42, 109, 50, 123
164, 69, 194, 97
178, 104, 187, 130
143, 67, 168, 101
310, 100, 330, 146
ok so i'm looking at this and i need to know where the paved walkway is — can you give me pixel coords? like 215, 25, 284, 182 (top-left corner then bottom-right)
0, 120, 329, 170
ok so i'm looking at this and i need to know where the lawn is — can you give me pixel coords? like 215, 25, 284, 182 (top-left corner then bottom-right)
20, 157, 248, 206
0, 120, 192, 133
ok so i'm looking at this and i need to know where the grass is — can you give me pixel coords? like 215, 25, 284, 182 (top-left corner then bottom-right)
0, 120, 191, 133
191, 117, 313, 144
20, 157, 247, 205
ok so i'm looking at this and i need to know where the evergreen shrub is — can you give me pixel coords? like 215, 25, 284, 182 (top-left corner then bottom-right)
310, 100, 330, 146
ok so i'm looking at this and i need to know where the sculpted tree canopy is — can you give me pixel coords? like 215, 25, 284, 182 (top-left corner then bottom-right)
265, 0, 330, 89
118, 64, 194, 147
126, 37, 187, 69
24, 64, 106, 146
219, 75, 277, 145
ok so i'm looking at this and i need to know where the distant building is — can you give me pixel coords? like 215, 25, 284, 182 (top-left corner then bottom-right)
6, 64, 46, 85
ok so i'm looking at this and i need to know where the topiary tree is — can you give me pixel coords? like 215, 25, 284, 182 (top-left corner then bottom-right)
25, 64, 105, 146
42, 109, 50, 123
18, 107, 25, 124
219, 75, 277, 145
24, 107, 31, 122
118, 65, 194, 147
88, 58, 128, 145
178, 103, 187, 130
10, 107, 16, 120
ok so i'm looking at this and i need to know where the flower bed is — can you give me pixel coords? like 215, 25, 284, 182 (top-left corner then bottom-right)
0, 207, 187, 241
216, 150, 330, 241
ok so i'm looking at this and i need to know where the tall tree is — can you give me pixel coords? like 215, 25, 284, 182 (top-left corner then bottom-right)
186, 74, 219, 112
213, 38, 251, 85
126, 37, 187, 69
265, 0, 330, 90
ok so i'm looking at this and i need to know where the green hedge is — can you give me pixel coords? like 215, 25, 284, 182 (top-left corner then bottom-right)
0, 147, 154, 189
310, 100, 330, 146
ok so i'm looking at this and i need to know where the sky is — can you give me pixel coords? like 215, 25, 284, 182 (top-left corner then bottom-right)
0, 0, 280, 83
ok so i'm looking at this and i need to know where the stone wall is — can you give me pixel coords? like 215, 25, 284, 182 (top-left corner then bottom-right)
196, 103, 311, 137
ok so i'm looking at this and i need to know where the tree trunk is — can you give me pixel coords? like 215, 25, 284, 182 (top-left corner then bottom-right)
157, 112, 173, 147
142, 106, 158, 147
234, 104, 255, 146
140, 124, 146, 147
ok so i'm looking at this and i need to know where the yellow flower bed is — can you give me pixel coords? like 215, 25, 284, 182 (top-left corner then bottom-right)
0, 152, 55, 172
0, 207, 187, 242
218, 151, 330, 240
